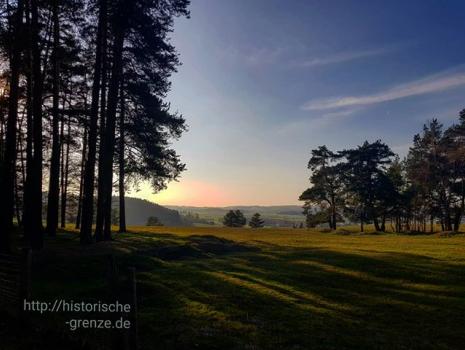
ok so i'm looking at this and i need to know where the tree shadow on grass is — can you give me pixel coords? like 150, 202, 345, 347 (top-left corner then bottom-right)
135, 246, 465, 350
12, 232, 465, 350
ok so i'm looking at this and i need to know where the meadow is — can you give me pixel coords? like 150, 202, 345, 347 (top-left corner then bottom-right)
6, 226, 465, 349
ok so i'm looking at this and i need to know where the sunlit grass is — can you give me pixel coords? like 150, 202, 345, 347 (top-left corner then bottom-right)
19, 225, 465, 349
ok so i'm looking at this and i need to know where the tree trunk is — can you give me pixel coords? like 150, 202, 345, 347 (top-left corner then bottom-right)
453, 207, 461, 232
45, 0, 60, 237
330, 197, 336, 230
23, 0, 33, 240
94, 5, 108, 241
360, 211, 364, 232
76, 121, 88, 229
0, 0, 24, 252
118, 85, 126, 233
59, 97, 65, 226
445, 209, 452, 231
24, 0, 44, 249
61, 114, 70, 228
100, 1, 133, 241
79, 0, 106, 244
17, 115, 27, 227
373, 217, 380, 232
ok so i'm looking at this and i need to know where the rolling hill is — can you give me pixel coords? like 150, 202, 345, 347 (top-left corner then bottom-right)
113, 197, 185, 226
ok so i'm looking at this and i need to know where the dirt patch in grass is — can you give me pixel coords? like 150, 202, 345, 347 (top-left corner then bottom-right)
138, 235, 260, 260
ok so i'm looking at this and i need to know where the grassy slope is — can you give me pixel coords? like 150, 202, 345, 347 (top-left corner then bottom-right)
24, 227, 465, 349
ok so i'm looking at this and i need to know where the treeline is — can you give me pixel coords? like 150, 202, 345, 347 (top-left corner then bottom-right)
300, 113, 465, 233
0, 0, 190, 252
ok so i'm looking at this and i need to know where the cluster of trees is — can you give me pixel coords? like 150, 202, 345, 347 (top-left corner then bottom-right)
222, 210, 264, 228
0, 0, 190, 252
146, 216, 163, 226
300, 113, 465, 233
181, 211, 215, 226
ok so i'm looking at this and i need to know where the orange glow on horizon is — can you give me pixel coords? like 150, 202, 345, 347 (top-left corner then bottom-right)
126, 180, 238, 207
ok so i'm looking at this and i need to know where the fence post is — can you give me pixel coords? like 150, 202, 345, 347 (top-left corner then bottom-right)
129, 267, 138, 350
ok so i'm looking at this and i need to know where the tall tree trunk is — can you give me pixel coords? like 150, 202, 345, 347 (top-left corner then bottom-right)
45, 0, 60, 237
79, 0, 106, 244
0, 0, 24, 252
118, 85, 126, 233
373, 217, 380, 231
444, 205, 452, 231
94, 4, 108, 241
381, 215, 386, 232
17, 114, 27, 226
23, 0, 44, 249
360, 207, 364, 232
76, 121, 88, 229
330, 196, 336, 230
60, 115, 70, 228
453, 207, 461, 232
100, 1, 133, 241
59, 96, 65, 226
23, 0, 33, 240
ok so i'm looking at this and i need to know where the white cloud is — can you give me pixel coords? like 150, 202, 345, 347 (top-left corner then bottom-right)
302, 68, 465, 111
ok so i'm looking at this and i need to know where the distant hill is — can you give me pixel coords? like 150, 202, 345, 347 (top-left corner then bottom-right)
113, 197, 185, 226
166, 205, 305, 227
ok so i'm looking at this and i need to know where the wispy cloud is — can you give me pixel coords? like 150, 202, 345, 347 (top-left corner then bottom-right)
277, 107, 361, 137
298, 47, 390, 68
217, 45, 285, 66
221, 44, 398, 69
302, 68, 465, 111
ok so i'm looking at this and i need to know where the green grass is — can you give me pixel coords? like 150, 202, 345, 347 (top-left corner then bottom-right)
13, 226, 465, 349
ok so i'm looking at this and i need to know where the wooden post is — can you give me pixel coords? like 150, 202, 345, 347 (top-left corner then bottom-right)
129, 267, 138, 350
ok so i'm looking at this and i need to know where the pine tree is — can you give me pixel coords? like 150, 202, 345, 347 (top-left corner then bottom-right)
300, 146, 344, 230
249, 213, 264, 228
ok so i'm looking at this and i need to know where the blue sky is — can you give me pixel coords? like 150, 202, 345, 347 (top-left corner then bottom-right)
131, 0, 465, 206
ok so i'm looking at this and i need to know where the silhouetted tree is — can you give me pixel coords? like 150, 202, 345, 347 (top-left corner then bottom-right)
223, 210, 246, 227
249, 213, 264, 228
300, 146, 344, 230
340, 140, 395, 232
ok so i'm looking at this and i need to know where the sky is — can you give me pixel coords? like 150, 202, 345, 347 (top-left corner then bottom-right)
128, 0, 465, 207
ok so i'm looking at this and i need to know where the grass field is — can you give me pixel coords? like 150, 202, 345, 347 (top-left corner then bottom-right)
9, 226, 465, 349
